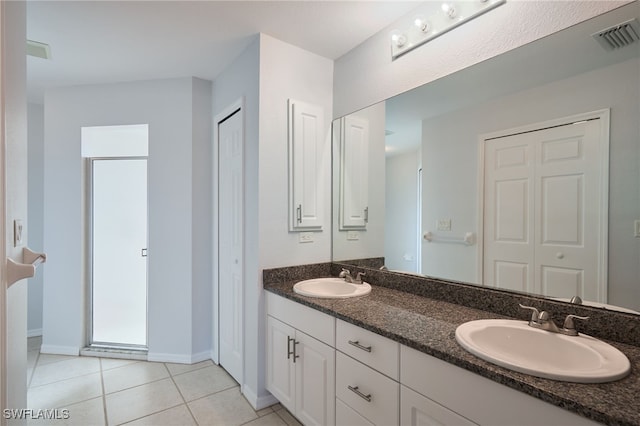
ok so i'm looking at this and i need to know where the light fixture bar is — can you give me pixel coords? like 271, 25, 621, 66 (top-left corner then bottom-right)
391, 0, 506, 59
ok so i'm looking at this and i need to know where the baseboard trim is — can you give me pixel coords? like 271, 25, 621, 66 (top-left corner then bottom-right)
242, 385, 278, 410
27, 328, 43, 338
40, 344, 80, 356
147, 351, 213, 364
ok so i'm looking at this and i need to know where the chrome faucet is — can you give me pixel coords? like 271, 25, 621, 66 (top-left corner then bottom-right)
339, 268, 366, 284
519, 304, 589, 336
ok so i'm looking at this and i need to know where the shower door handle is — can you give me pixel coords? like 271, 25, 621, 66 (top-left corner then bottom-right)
141, 248, 148, 257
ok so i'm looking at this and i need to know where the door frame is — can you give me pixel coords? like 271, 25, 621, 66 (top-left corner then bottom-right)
476, 109, 610, 296
87, 156, 149, 349
212, 97, 244, 387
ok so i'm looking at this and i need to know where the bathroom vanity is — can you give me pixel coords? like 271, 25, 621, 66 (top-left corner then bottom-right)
264, 265, 640, 426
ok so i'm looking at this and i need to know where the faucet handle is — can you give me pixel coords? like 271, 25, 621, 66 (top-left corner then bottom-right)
355, 272, 366, 282
519, 304, 541, 322
339, 268, 351, 278
562, 314, 589, 336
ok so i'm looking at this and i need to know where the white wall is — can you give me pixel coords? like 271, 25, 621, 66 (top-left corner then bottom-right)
42, 77, 212, 362
385, 150, 419, 273
211, 36, 262, 405
3, 0, 28, 416
27, 103, 44, 337
333, 1, 630, 118
332, 102, 386, 262
421, 58, 640, 309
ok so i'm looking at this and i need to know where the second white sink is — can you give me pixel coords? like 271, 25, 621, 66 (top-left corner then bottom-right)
293, 277, 371, 299
455, 319, 630, 383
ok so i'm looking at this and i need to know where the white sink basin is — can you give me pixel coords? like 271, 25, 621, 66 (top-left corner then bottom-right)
293, 277, 371, 299
455, 319, 631, 383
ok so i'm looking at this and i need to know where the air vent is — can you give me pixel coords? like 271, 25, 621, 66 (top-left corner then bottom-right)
27, 40, 51, 60
592, 18, 640, 51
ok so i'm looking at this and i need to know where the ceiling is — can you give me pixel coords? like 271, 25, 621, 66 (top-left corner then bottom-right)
26, 0, 422, 103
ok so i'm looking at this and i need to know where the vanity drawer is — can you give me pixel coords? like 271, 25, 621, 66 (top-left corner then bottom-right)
266, 292, 335, 346
336, 319, 399, 379
336, 398, 375, 426
336, 351, 399, 426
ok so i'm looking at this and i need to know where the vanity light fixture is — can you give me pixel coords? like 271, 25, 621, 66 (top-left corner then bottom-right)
390, 0, 506, 59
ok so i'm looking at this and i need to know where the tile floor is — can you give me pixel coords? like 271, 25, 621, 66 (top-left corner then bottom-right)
26, 337, 302, 426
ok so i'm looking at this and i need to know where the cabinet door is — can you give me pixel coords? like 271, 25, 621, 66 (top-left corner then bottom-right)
288, 99, 325, 231
295, 331, 336, 426
401, 385, 477, 426
266, 316, 296, 413
339, 115, 369, 230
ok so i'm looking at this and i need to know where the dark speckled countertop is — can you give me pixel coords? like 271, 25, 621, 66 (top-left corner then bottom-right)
264, 279, 640, 426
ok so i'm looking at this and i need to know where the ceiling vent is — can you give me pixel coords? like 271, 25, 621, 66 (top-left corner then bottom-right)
27, 40, 52, 60
592, 18, 640, 51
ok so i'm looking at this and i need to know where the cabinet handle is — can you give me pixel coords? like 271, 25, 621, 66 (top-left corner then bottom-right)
364, 207, 369, 223
348, 385, 372, 402
287, 336, 294, 359
348, 340, 372, 353
296, 204, 302, 223
293, 340, 300, 363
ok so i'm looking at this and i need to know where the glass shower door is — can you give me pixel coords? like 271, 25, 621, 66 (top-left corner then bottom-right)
91, 158, 148, 347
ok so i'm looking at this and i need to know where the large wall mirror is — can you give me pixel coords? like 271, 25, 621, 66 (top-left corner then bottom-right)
332, 1, 640, 313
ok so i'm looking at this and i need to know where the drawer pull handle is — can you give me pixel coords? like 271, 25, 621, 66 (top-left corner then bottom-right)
348, 340, 372, 352
348, 385, 372, 402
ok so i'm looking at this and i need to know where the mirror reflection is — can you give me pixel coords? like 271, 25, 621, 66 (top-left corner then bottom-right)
332, 2, 640, 313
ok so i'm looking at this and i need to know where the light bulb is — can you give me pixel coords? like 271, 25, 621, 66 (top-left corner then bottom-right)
413, 14, 430, 33
441, 3, 457, 19
390, 30, 407, 48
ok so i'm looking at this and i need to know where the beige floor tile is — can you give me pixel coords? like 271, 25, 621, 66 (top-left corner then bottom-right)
28, 373, 103, 410
255, 406, 274, 417
274, 408, 302, 426
30, 357, 102, 387
100, 358, 140, 371
122, 404, 196, 426
188, 387, 258, 426
165, 360, 213, 376
28, 336, 43, 352
102, 361, 169, 394
27, 396, 105, 426
243, 412, 287, 426
37, 354, 77, 366
105, 378, 183, 425
172, 365, 237, 402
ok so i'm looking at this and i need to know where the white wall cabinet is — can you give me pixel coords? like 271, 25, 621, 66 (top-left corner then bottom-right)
288, 99, 325, 231
266, 293, 335, 425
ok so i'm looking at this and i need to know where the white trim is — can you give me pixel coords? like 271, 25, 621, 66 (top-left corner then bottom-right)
242, 385, 278, 411
0, 1, 7, 419
146, 350, 211, 365
27, 328, 42, 338
39, 345, 81, 356
477, 109, 610, 299
212, 97, 245, 384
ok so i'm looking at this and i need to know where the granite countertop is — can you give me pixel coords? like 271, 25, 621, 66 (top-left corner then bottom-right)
264, 279, 640, 426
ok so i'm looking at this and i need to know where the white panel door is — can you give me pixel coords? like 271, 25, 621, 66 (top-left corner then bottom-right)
340, 116, 369, 229
218, 109, 243, 384
266, 316, 296, 413
289, 99, 325, 230
295, 330, 336, 426
484, 118, 605, 301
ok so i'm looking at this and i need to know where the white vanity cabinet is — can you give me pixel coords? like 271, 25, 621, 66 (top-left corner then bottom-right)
400, 345, 600, 426
335, 319, 400, 426
266, 293, 336, 426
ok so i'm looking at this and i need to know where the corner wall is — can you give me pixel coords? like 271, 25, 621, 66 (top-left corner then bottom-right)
42, 77, 212, 362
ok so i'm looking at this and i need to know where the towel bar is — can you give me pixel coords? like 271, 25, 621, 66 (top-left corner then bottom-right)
423, 231, 475, 246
